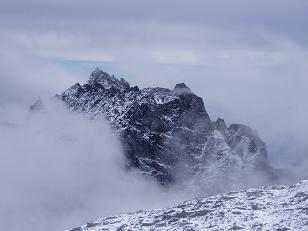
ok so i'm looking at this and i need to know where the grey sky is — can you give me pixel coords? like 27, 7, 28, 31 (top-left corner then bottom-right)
1, 0, 308, 51
1, 1, 307, 39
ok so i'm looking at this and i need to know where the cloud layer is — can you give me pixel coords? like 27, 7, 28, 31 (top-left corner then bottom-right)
0, 102, 183, 231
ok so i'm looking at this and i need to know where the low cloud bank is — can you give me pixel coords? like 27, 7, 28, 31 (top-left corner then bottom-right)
0, 101, 184, 231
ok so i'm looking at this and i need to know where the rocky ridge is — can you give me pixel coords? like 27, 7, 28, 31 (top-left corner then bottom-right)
57, 68, 280, 187
69, 180, 308, 231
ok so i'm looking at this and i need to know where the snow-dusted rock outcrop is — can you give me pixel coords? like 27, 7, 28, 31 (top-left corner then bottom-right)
57, 68, 280, 186
69, 180, 308, 231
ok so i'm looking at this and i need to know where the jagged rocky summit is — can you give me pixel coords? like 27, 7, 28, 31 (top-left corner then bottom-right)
56, 67, 280, 187
69, 180, 308, 231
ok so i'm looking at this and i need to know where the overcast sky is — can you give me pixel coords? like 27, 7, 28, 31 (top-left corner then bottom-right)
0, 0, 308, 168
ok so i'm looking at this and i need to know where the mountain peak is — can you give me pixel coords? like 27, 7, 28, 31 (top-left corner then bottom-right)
175, 83, 189, 89
59, 69, 280, 186
88, 68, 130, 91
173, 83, 192, 96
92, 67, 104, 76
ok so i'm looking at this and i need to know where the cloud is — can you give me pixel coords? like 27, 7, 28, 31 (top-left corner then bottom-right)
0, 101, 184, 231
0, 48, 83, 105
1, 0, 307, 47
13, 32, 114, 62
151, 50, 200, 65
39, 49, 114, 62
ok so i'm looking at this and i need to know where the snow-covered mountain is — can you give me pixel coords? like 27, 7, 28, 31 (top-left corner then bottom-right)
55, 68, 286, 189
69, 180, 308, 231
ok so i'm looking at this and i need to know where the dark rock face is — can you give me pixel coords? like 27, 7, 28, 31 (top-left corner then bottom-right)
58, 68, 278, 185
30, 97, 45, 111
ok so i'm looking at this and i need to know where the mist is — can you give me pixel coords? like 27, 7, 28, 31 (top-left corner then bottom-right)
0, 101, 184, 231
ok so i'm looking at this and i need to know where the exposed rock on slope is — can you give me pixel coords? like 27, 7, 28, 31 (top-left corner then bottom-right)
29, 97, 45, 111
69, 180, 308, 231
58, 68, 279, 186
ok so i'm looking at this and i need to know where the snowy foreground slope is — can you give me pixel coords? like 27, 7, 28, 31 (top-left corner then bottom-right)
69, 180, 308, 231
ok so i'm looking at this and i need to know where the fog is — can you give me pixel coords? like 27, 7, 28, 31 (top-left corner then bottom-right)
0, 101, 188, 231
